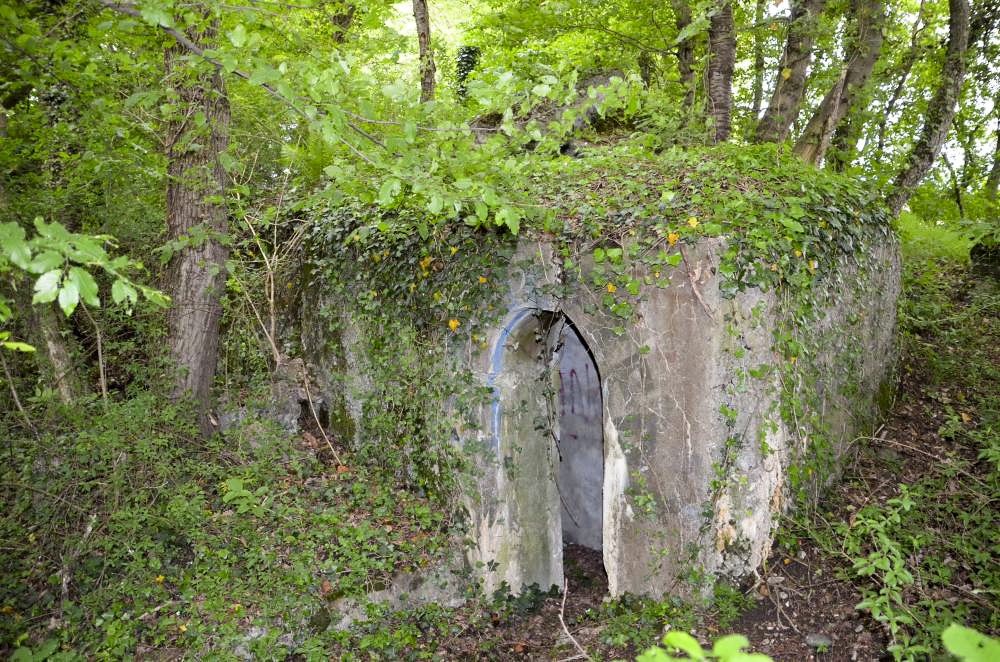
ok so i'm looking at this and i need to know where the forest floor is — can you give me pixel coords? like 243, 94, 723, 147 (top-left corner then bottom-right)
426, 266, 999, 661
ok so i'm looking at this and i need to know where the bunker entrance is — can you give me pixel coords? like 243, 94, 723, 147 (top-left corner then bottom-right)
491, 310, 607, 591
554, 321, 604, 554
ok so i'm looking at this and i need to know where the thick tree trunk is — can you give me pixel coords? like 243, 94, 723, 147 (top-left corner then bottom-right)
793, 0, 884, 165
707, 2, 736, 143
411, 0, 436, 102
887, 0, 969, 216
754, 0, 828, 143
164, 20, 231, 436
751, 0, 766, 121
672, 0, 696, 111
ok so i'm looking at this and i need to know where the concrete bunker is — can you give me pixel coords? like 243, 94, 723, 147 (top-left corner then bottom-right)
487, 308, 607, 591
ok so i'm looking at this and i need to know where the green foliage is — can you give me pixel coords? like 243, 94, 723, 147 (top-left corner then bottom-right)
637, 632, 772, 662
0, 392, 455, 657
942, 624, 1000, 662
790, 218, 1000, 660
0, 218, 164, 323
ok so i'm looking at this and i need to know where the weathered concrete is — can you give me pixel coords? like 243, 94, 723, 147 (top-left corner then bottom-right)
461, 235, 900, 597
300, 231, 901, 600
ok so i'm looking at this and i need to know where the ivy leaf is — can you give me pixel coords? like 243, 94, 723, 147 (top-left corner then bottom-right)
32, 269, 62, 304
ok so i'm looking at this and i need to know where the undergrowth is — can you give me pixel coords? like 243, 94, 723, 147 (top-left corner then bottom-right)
786, 215, 1000, 660
0, 391, 456, 659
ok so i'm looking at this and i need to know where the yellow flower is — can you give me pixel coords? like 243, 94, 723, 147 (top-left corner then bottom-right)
654, 271, 661, 279
433, 291, 441, 301
606, 283, 617, 293
687, 217, 699, 228
419, 256, 432, 270
667, 232, 680, 246
450, 246, 458, 255
478, 276, 487, 284
770, 263, 778, 271
409, 283, 416, 292
155, 575, 165, 584
794, 250, 802, 258
789, 356, 798, 364
448, 319, 460, 331
809, 259, 818, 271
178, 623, 188, 633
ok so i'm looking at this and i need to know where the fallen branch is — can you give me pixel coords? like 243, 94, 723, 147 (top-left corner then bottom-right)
558, 578, 591, 662
299, 364, 344, 466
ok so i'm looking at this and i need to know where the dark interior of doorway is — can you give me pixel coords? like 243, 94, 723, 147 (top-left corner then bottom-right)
554, 319, 608, 590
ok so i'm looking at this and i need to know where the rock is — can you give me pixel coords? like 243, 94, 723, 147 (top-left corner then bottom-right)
805, 633, 833, 649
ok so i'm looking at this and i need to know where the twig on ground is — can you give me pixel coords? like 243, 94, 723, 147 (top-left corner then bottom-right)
300, 364, 344, 466
558, 578, 591, 662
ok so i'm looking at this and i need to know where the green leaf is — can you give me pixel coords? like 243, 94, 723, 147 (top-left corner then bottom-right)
377, 178, 401, 205
636, 647, 674, 662
1, 222, 31, 270
228, 24, 248, 48
2, 340, 35, 352
27, 250, 63, 274
942, 624, 1000, 662
496, 207, 520, 234
531, 83, 551, 97
112, 279, 138, 305
68, 267, 100, 307
428, 195, 444, 215
32, 269, 62, 304
713, 634, 750, 658
663, 631, 705, 659
58, 278, 80, 315
666, 254, 683, 267
248, 65, 281, 86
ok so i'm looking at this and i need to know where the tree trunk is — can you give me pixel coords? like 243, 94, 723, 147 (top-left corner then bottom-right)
411, 0, 436, 102
751, 0, 766, 121
754, 0, 828, 143
887, 0, 969, 216
793, 0, 884, 165
32, 302, 86, 405
164, 18, 231, 436
986, 124, 1000, 200
707, 2, 736, 143
872, 0, 927, 163
672, 0, 696, 111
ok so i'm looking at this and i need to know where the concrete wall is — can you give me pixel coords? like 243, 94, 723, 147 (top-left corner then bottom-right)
301, 233, 901, 600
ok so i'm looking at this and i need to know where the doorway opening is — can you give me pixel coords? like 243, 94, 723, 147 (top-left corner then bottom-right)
552, 319, 608, 592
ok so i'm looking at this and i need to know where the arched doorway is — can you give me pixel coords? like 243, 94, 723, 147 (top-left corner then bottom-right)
486, 309, 606, 592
